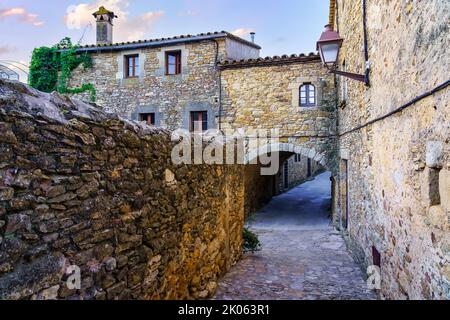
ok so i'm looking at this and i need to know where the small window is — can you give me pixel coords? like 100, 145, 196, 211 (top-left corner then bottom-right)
294, 154, 301, 163
140, 113, 155, 126
166, 51, 182, 75
125, 54, 139, 78
372, 246, 381, 268
300, 83, 316, 107
190, 111, 208, 132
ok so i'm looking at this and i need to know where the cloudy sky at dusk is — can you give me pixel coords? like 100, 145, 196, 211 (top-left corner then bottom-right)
0, 0, 329, 82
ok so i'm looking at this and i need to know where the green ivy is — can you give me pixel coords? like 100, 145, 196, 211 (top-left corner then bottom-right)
29, 37, 96, 102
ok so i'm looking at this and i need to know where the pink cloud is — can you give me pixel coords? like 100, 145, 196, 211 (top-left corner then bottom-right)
0, 45, 17, 55
0, 7, 44, 27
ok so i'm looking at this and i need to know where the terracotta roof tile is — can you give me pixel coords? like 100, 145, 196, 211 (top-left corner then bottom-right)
75, 31, 261, 52
218, 53, 320, 69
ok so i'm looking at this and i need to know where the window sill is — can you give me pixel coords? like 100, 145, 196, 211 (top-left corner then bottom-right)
299, 105, 320, 112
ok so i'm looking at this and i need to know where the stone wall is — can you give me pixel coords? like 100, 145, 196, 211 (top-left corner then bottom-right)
243, 165, 274, 217
0, 79, 249, 300
333, 0, 449, 299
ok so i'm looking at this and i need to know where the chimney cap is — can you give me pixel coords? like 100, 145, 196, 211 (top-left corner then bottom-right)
93, 6, 118, 18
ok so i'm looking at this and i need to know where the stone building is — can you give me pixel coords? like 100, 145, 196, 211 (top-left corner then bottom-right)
69, 7, 336, 191
217, 55, 335, 193
70, 7, 261, 131
329, 0, 449, 299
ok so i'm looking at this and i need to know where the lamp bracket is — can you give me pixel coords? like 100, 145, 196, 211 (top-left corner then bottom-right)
326, 64, 368, 85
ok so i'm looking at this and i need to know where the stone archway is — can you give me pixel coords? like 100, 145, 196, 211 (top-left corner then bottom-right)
241, 141, 336, 214
245, 142, 334, 172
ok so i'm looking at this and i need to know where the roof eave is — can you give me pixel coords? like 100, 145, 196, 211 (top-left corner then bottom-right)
218, 54, 321, 70
63, 32, 261, 53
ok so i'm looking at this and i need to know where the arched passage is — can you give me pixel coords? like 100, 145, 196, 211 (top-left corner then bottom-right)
242, 142, 336, 219
244, 142, 333, 171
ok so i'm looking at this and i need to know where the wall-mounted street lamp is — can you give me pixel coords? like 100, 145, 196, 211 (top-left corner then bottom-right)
316, 24, 370, 86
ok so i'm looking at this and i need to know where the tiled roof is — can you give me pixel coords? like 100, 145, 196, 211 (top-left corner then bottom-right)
74, 31, 261, 52
218, 53, 320, 69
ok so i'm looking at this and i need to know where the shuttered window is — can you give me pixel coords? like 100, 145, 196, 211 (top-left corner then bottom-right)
125, 54, 139, 78
166, 51, 182, 75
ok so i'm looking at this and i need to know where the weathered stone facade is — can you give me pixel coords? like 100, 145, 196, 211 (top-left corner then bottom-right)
331, 0, 450, 299
0, 80, 258, 300
219, 56, 337, 171
68, 33, 260, 132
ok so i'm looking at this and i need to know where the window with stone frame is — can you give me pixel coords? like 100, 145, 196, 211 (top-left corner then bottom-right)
125, 54, 139, 78
139, 113, 155, 126
294, 154, 301, 163
166, 50, 182, 75
190, 111, 208, 132
300, 83, 316, 107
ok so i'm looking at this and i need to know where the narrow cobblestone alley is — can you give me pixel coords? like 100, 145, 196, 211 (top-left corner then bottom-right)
215, 172, 377, 300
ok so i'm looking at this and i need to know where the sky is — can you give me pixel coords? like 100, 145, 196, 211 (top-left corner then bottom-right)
0, 0, 329, 82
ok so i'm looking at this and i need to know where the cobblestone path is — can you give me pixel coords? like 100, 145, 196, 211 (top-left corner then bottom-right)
214, 173, 377, 300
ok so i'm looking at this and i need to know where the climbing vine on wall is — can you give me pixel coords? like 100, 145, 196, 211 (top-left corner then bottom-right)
29, 37, 96, 102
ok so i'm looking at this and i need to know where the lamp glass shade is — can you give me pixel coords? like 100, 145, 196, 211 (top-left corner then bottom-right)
320, 43, 340, 66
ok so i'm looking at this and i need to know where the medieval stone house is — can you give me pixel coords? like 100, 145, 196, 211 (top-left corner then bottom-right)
70, 7, 262, 131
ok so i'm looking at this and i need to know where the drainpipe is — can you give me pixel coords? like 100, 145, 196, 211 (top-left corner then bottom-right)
213, 40, 223, 133
362, 0, 370, 86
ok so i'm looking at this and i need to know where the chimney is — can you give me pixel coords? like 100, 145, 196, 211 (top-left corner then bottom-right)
93, 6, 117, 45
250, 32, 256, 43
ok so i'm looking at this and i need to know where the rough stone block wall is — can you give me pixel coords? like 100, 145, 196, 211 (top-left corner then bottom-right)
243, 165, 274, 217
0, 80, 247, 300
334, 0, 449, 299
